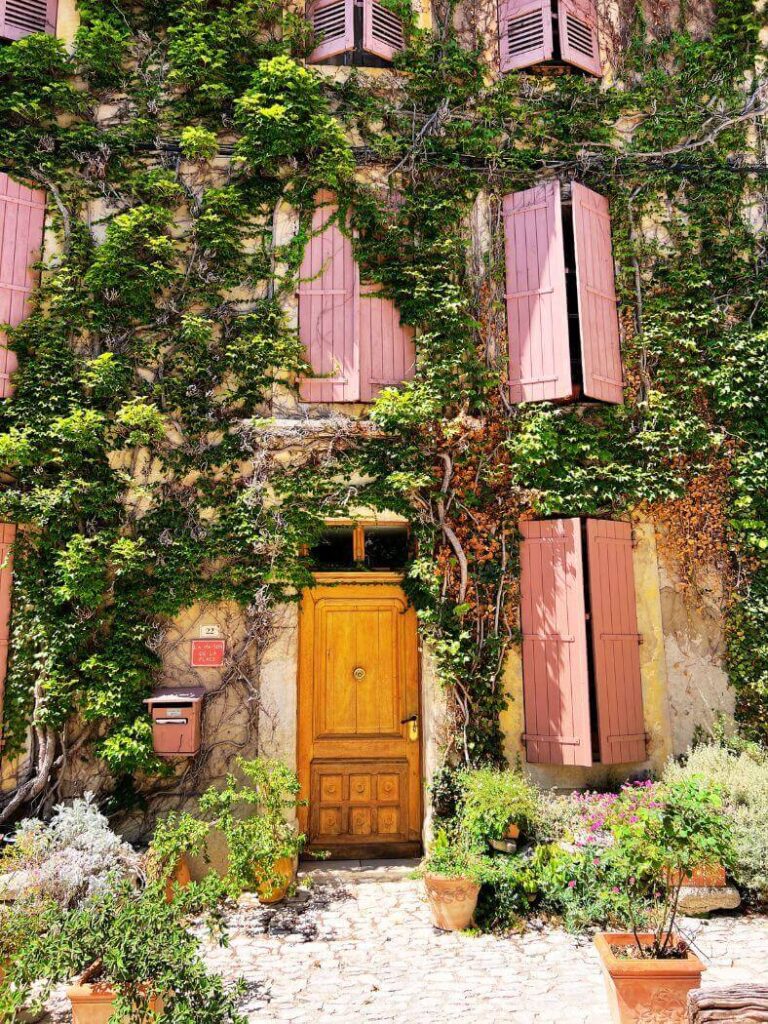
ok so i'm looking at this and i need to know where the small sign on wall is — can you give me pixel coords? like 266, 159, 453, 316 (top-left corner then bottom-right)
190, 639, 225, 668
199, 623, 222, 639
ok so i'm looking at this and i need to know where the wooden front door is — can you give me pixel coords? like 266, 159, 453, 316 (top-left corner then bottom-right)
298, 583, 422, 858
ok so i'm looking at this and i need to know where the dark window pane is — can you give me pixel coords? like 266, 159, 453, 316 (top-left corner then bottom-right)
364, 526, 409, 570
309, 527, 355, 569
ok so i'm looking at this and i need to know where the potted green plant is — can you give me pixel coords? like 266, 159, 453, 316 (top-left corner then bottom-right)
145, 810, 210, 903
200, 757, 306, 903
593, 778, 733, 1024
419, 830, 490, 932
458, 766, 539, 852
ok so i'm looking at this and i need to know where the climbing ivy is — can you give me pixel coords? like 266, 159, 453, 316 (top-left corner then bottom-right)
0, 0, 766, 819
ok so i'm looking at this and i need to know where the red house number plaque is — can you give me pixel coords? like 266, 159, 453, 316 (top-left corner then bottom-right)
190, 639, 225, 668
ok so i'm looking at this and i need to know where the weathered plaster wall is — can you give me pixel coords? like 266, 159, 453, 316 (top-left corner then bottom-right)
500, 522, 675, 790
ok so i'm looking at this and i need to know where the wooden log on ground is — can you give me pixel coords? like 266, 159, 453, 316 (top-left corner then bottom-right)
688, 986, 768, 1022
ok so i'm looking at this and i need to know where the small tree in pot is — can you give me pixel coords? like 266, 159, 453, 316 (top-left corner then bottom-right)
419, 830, 491, 932
594, 777, 733, 1024
458, 766, 539, 850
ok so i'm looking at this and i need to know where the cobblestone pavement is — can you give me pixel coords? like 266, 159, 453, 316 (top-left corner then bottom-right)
196, 866, 768, 1024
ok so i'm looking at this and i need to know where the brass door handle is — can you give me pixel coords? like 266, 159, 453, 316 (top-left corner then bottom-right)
401, 715, 419, 741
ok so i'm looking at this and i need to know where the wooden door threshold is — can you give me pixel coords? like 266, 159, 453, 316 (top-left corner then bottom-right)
303, 841, 422, 861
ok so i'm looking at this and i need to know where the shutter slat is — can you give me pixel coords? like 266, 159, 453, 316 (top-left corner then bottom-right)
363, 0, 405, 62
504, 183, 571, 403
0, 523, 15, 751
359, 283, 415, 402
519, 519, 592, 766
586, 519, 646, 764
308, 0, 354, 62
572, 182, 623, 404
1, 0, 57, 40
558, 0, 601, 76
498, 0, 553, 72
0, 174, 46, 400
298, 196, 360, 403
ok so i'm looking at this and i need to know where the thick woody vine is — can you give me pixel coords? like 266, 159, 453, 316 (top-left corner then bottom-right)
0, 0, 765, 823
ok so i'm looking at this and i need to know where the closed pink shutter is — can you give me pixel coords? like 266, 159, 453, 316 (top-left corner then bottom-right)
0, 0, 57, 40
308, 0, 354, 62
0, 174, 46, 399
498, 0, 553, 72
359, 284, 415, 402
519, 519, 592, 766
586, 520, 646, 764
558, 0, 601, 76
363, 0, 405, 61
503, 183, 571, 404
572, 182, 623, 404
0, 523, 15, 746
298, 198, 360, 403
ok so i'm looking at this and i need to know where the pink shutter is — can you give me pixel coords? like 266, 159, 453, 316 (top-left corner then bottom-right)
363, 0, 405, 61
0, 0, 57, 40
0, 174, 46, 399
498, 0, 553, 72
298, 198, 360, 403
308, 0, 354, 62
519, 519, 592, 766
572, 182, 623, 404
0, 523, 15, 747
586, 520, 646, 764
359, 284, 415, 402
503, 183, 571, 404
558, 0, 601, 76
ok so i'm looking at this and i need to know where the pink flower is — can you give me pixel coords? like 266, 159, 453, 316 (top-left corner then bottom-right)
612, 887, 620, 894
568, 880, 576, 889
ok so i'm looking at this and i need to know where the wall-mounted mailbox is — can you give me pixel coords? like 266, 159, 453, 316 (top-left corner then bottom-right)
143, 686, 205, 757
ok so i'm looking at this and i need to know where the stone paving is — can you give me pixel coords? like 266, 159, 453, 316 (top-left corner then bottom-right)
195, 863, 768, 1024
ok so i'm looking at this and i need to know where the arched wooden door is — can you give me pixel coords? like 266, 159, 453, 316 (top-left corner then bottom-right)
298, 581, 422, 858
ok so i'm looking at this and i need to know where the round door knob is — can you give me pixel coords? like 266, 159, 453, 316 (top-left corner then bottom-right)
353, 667, 366, 681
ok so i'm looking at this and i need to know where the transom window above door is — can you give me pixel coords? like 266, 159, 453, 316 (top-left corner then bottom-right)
307, 0, 407, 67
309, 522, 411, 571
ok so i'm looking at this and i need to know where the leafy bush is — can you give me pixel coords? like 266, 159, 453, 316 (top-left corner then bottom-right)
418, 829, 492, 886
664, 741, 768, 901
1, 794, 141, 909
146, 810, 211, 888
458, 766, 539, 848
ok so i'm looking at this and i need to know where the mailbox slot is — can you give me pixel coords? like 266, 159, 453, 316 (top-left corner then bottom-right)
144, 686, 205, 757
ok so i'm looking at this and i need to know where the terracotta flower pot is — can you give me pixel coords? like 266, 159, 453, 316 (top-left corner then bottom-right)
254, 855, 298, 904
68, 965, 160, 1024
594, 932, 705, 1024
423, 872, 480, 932
164, 853, 192, 903
505, 823, 521, 840
669, 864, 727, 889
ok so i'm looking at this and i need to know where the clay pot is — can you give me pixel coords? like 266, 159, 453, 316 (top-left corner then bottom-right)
669, 864, 727, 889
254, 855, 298, 904
164, 854, 192, 903
594, 932, 705, 1024
505, 823, 521, 840
423, 872, 481, 932
68, 965, 160, 1024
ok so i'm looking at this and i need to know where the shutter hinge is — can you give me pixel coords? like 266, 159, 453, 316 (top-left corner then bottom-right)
631, 528, 639, 548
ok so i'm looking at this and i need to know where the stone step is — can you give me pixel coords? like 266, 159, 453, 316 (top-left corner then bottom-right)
298, 858, 420, 885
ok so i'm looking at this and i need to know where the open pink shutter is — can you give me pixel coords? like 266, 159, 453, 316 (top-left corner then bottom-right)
359, 285, 415, 402
0, 523, 15, 747
308, 0, 354, 62
586, 520, 646, 764
363, 0, 405, 61
558, 0, 601, 76
498, 0, 553, 72
0, 0, 57, 40
503, 183, 571, 404
0, 174, 46, 399
519, 519, 592, 766
298, 198, 360, 403
572, 182, 623, 404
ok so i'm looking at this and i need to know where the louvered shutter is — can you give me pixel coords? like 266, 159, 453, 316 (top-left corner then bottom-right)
298, 198, 360, 403
503, 183, 571, 404
308, 0, 354, 62
0, 523, 15, 746
586, 520, 646, 764
363, 0, 405, 62
519, 519, 592, 766
498, 0, 553, 72
558, 0, 601, 76
0, 0, 57, 40
572, 182, 623, 404
0, 174, 46, 399
359, 284, 415, 402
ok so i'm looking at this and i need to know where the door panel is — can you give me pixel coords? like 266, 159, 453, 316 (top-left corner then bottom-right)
298, 585, 421, 858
